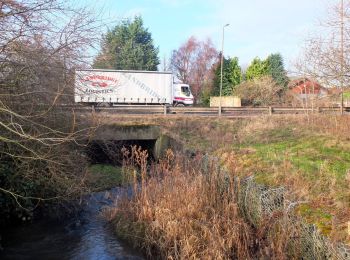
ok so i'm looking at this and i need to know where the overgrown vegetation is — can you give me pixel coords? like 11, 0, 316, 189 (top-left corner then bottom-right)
234, 75, 284, 106
0, 0, 100, 225
105, 139, 349, 258
105, 147, 292, 259
106, 114, 350, 245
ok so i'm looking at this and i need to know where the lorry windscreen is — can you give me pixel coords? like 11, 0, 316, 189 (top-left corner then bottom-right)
181, 86, 191, 97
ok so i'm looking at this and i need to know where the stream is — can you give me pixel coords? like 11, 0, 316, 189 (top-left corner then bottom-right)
0, 188, 144, 260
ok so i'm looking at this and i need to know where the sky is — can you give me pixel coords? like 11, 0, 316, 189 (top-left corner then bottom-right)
86, 0, 336, 72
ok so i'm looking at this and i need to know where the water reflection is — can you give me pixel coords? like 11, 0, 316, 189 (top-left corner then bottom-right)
1, 188, 143, 260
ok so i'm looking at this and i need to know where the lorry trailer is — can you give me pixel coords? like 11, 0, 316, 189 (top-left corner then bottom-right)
74, 69, 194, 106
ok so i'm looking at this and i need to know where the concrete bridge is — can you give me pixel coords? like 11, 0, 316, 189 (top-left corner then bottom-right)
91, 124, 176, 160
93, 125, 161, 141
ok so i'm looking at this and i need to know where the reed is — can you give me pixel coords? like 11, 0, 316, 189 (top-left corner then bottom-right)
105, 147, 296, 259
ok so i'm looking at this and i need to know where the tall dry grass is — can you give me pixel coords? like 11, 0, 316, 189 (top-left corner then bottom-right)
99, 114, 350, 257
105, 147, 295, 259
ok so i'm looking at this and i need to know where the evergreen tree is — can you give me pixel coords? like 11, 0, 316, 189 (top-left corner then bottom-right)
228, 57, 242, 90
245, 54, 289, 86
266, 53, 289, 87
213, 56, 242, 96
93, 16, 159, 70
245, 57, 268, 80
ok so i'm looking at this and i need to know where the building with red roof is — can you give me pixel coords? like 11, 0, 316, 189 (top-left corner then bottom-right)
288, 78, 329, 101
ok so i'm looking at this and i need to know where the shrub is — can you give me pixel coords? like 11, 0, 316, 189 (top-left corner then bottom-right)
234, 76, 284, 106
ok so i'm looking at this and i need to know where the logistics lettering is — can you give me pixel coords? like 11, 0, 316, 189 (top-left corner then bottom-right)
83, 88, 113, 94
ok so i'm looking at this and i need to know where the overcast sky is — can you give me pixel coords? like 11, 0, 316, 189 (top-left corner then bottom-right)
87, 0, 336, 72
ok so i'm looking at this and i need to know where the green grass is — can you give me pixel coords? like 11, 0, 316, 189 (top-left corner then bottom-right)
86, 164, 131, 191
251, 137, 350, 182
343, 91, 350, 99
237, 132, 350, 236
297, 204, 333, 236
247, 127, 298, 145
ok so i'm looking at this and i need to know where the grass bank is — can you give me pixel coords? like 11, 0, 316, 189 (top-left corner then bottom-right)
104, 114, 350, 245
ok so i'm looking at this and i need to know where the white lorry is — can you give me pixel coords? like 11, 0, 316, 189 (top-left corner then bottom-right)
74, 69, 194, 106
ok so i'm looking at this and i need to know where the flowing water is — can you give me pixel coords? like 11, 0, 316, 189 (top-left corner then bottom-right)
0, 188, 143, 260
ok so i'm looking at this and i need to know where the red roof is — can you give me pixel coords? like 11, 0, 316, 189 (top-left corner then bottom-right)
289, 78, 327, 95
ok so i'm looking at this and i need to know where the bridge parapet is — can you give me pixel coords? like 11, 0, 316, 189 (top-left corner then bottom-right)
92, 125, 161, 141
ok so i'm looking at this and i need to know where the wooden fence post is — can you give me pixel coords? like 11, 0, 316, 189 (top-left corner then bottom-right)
269, 106, 273, 115
163, 105, 167, 115
340, 103, 344, 115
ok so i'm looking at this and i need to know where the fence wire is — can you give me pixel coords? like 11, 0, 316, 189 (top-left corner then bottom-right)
199, 154, 350, 260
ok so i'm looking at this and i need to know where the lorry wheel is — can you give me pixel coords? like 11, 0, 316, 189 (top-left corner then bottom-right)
177, 103, 185, 107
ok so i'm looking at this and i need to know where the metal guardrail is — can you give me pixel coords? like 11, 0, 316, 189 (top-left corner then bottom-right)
65, 105, 350, 116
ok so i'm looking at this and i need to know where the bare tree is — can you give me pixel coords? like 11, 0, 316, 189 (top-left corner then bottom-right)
171, 36, 218, 103
0, 0, 101, 222
296, 1, 350, 90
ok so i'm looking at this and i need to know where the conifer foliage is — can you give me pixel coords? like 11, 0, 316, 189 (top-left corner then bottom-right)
93, 17, 160, 71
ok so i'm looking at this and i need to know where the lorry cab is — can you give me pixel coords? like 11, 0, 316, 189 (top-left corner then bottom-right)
173, 84, 194, 106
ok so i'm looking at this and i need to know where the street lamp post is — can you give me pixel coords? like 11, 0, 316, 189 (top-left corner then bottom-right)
219, 23, 230, 116
340, 0, 344, 114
